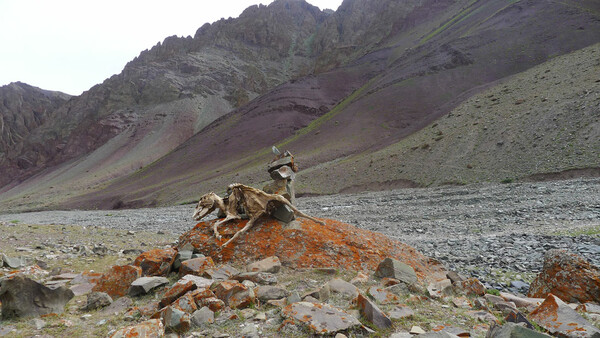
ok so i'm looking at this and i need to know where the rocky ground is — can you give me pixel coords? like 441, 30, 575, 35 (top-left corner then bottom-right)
0, 177, 599, 337
1, 177, 599, 296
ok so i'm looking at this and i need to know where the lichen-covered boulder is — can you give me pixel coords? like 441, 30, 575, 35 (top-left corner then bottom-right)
133, 248, 177, 276
528, 249, 600, 303
178, 218, 446, 282
530, 293, 600, 337
92, 265, 142, 298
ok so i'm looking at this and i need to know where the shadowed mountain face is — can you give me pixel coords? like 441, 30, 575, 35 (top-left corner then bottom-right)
0, 83, 71, 188
1, 0, 600, 211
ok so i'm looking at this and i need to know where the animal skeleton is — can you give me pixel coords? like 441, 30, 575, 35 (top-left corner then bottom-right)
193, 183, 325, 247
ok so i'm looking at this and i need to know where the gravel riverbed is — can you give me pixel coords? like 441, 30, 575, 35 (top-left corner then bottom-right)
2, 177, 599, 294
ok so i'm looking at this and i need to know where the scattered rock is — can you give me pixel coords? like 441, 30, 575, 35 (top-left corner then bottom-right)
203, 264, 238, 280
232, 271, 277, 285
528, 249, 600, 303
160, 280, 197, 308
282, 301, 361, 334
179, 257, 215, 277
161, 306, 191, 333
191, 306, 214, 327
179, 274, 213, 289
102, 296, 133, 315
128, 276, 169, 296
505, 310, 535, 330
374, 257, 418, 285
0, 253, 27, 269
255, 285, 289, 302
133, 248, 177, 276
529, 293, 600, 337
485, 322, 550, 338
388, 305, 414, 319
356, 293, 393, 329
454, 277, 486, 296
326, 278, 359, 299
171, 292, 197, 313
410, 326, 427, 334
367, 286, 400, 304
110, 318, 165, 337
350, 272, 369, 285
82, 292, 113, 311
0, 275, 74, 319
211, 280, 255, 309
30, 318, 47, 330
428, 279, 453, 298
247, 256, 281, 273
92, 265, 142, 298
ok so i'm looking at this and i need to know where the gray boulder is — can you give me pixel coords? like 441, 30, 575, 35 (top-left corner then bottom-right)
256, 286, 290, 302
356, 293, 392, 330
374, 258, 417, 285
128, 276, 169, 296
191, 306, 214, 327
83, 292, 113, 311
1, 254, 27, 269
486, 322, 551, 338
0, 275, 74, 318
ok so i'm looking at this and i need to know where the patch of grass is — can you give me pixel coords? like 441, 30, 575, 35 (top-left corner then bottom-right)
552, 225, 600, 237
10, 220, 20, 224
485, 288, 500, 296
500, 178, 514, 184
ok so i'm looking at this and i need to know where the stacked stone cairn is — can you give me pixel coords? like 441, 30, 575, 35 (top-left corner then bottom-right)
261, 147, 298, 223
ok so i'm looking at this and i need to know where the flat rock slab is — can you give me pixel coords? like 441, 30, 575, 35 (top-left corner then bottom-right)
0, 275, 74, 319
128, 276, 169, 296
375, 258, 418, 284
282, 301, 361, 334
530, 293, 600, 337
179, 218, 446, 281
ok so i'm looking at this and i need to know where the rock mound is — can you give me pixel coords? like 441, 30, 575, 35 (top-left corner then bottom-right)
178, 218, 446, 282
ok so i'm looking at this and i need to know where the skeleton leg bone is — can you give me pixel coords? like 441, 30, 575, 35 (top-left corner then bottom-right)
221, 211, 264, 247
213, 214, 240, 240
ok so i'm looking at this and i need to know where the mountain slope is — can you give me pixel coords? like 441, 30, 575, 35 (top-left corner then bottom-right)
0, 82, 71, 188
55, 0, 600, 209
0, 0, 329, 192
1, 0, 599, 211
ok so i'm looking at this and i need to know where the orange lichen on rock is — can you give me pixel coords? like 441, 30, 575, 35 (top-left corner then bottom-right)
133, 248, 177, 277
159, 280, 196, 308
178, 218, 447, 282
92, 265, 142, 299
110, 318, 164, 338
528, 249, 600, 303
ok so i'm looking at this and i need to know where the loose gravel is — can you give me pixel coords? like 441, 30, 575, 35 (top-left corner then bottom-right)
2, 177, 599, 294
